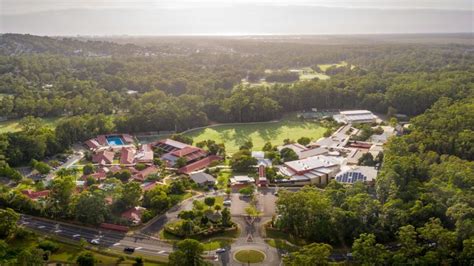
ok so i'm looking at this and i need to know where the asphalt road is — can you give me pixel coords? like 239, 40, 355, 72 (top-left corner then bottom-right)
18, 187, 312, 265
19, 215, 173, 258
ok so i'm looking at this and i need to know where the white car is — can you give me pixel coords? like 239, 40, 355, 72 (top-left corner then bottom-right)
223, 200, 232, 206
216, 248, 226, 253
90, 239, 100, 245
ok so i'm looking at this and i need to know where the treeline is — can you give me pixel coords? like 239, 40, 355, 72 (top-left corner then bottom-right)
0, 34, 147, 56
276, 97, 474, 264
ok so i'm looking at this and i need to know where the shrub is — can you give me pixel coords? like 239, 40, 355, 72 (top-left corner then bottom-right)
38, 240, 60, 253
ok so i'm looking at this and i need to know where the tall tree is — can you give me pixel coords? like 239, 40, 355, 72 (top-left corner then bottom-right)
168, 239, 205, 266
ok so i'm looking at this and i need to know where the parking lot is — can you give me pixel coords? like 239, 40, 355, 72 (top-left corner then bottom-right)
229, 187, 277, 217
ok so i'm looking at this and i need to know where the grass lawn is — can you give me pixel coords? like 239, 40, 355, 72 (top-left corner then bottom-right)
234, 249, 265, 263
202, 238, 234, 251
317, 61, 352, 72
8, 235, 165, 265
217, 170, 232, 190
300, 72, 330, 80
265, 226, 307, 246
184, 116, 326, 154
0, 117, 64, 133
265, 239, 299, 252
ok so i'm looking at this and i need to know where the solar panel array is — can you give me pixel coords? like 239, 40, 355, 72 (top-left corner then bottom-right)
336, 171, 367, 183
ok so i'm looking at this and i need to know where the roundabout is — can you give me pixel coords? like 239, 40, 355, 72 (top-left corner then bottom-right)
234, 249, 266, 264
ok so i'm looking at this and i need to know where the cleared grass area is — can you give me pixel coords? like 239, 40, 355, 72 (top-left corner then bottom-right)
217, 170, 232, 189
318, 61, 353, 72
0, 117, 64, 133
265, 225, 307, 246
234, 249, 265, 263
184, 117, 326, 154
8, 235, 165, 265
202, 238, 234, 251
265, 239, 299, 252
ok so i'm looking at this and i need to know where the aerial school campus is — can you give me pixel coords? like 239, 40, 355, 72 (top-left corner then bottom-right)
12, 107, 398, 265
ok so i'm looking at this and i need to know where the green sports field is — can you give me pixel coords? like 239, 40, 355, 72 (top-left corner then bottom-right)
184, 117, 326, 154
0, 117, 64, 133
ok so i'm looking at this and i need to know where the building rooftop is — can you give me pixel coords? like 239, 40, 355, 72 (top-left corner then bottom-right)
284, 155, 342, 173
335, 165, 378, 184
190, 172, 216, 185
120, 147, 136, 165
251, 151, 265, 160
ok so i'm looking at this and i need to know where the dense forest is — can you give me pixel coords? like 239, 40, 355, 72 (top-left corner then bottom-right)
278, 98, 474, 264
0, 34, 472, 167
0, 34, 472, 264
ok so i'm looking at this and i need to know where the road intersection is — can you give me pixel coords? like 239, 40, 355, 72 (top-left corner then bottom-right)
19, 187, 292, 265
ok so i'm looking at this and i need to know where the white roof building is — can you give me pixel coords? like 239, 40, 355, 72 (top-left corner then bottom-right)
230, 175, 254, 185
335, 110, 377, 124
278, 143, 329, 159
278, 155, 344, 185
251, 151, 272, 167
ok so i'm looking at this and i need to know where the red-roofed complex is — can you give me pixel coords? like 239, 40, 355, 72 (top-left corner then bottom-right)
178, 155, 221, 174
22, 190, 50, 200
171, 146, 207, 162
120, 147, 136, 165
85, 139, 101, 150
84, 134, 135, 151
92, 150, 115, 165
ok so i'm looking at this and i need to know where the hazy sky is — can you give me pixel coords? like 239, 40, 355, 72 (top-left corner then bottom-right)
1, 0, 472, 35
2, 0, 472, 14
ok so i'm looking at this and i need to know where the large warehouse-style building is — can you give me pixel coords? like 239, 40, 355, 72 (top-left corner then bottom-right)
335, 110, 378, 124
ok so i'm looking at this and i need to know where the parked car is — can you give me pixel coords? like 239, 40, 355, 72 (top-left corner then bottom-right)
90, 239, 100, 245
223, 200, 232, 206
123, 247, 135, 253
216, 248, 226, 254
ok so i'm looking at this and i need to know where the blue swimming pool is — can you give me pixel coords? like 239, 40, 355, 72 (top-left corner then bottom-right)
107, 136, 125, 146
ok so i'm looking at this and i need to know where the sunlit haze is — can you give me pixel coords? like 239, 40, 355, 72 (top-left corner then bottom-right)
1, 0, 472, 35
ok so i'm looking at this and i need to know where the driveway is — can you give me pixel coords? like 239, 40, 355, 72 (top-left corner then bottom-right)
230, 193, 252, 216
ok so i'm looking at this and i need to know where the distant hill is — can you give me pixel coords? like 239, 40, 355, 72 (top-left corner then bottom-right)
0, 33, 147, 56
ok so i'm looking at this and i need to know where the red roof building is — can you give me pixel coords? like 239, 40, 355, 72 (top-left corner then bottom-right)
178, 155, 221, 174
133, 166, 158, 182
92, 150, 115, 165
171, 146, 207, 162
120, 147, 136, 165
85, 139, 101, 150
109, 165, 122, 173
97, 135, 108, 146
257, 165, 268, 186
142, 181, 159, 191
82, 172, 107, 182
122, 134, 134, 143
135, 144, 154, 163
121, 206, 146, 224
22, 189, 50, 200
